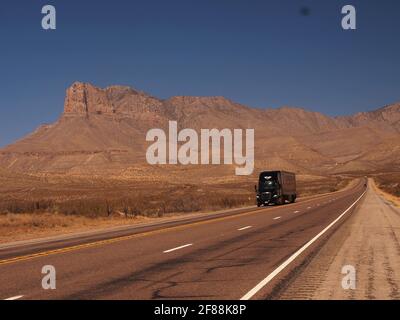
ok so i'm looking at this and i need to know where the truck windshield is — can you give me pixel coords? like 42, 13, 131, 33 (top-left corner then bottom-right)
259, 180, 278, 192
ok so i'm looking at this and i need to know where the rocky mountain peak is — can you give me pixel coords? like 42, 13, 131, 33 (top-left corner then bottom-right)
63, 82, 163, 116
64, 82, 115, 115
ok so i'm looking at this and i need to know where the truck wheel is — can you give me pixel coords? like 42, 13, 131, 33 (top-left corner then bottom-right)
277, 196, 284, 205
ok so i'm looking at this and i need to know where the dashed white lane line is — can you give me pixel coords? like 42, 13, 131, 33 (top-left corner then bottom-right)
240, 190, 366, 300
163, 243, 193, 253
4, 295, 23, 300
307, 206, 312, 209
238, 226, 252, 231
294, 210, 300, 213
273, 216, 281, 220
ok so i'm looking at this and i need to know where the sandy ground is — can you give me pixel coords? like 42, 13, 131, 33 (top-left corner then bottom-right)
276, 178, 400, 300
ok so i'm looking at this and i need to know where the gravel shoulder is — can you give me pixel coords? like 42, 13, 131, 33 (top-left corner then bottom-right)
276, 178, 400, 300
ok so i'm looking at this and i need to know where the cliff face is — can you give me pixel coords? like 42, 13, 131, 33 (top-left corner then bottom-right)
64, 82, 115, 115
63, 82, 164, 117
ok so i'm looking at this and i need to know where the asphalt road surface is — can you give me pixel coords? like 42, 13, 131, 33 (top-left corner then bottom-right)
0, 179, 367, 300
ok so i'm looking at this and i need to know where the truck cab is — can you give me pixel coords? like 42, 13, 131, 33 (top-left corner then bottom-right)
256, 171, 297, 206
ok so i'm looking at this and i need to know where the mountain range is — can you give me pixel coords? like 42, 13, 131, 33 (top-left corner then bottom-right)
1, 82, 399, 176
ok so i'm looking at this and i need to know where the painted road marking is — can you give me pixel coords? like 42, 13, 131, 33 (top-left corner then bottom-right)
241, 190, 366, 300
163, 243, 193, 253
307, 207, 312, 209
273, 216, 281, 220
294, 211, 300, 213
4, 295, 23, 300
238, 226, 252, 231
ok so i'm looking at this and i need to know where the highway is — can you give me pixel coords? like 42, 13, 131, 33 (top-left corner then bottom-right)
0, 179, 366, 300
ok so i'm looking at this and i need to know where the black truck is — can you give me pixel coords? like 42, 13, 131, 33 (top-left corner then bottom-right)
255, 171, 297, 206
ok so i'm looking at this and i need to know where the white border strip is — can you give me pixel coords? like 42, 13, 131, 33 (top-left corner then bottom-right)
163, 243, 193, 253
4, 295, 23, 300
238, 226, 252, 231
241, 190, 366, 300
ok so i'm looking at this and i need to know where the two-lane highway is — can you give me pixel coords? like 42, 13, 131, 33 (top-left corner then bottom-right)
0, 179, 366, 300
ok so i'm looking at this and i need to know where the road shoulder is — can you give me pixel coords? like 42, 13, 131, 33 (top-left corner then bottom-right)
274, 179, 400, 300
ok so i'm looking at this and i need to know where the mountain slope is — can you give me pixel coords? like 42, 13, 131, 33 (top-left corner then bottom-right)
0, 82, 399, 175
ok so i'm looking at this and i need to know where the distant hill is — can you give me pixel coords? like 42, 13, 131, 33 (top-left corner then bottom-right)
1, 82, 399, 175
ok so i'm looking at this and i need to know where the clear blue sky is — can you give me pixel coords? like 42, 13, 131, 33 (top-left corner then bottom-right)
1, 0, 400, 147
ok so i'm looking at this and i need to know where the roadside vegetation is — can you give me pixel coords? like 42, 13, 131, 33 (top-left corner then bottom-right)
0, 173, 350, 243
0, 175, 348, 217
374, 173, 400, 198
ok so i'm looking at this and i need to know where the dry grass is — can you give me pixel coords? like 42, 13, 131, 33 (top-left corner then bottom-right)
0, 176, 346, 217
372, 174, 400, 207
373, 172, 400, 198
0, 170, 351, 244
0, 212, 155, 244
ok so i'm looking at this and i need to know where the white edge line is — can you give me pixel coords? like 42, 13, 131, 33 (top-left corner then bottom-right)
240, 190, 366, 300
273, 216, 281, 220
238, 226, 252, 231
163, 243, 193, 253
4, 295, 24, 300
